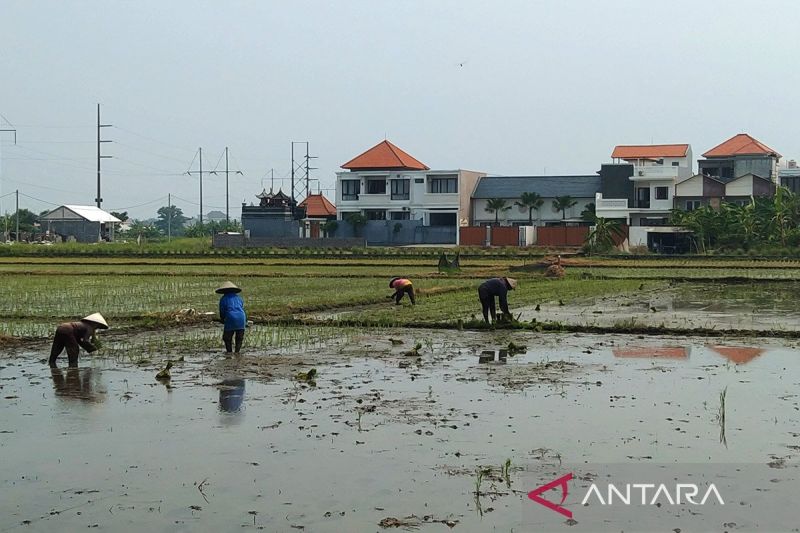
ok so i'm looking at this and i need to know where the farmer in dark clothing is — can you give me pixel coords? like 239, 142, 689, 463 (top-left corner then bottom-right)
217, 281, 247, 354
389, 277, 415, 305
477, 277, 517, 324
49, 313, 109, 368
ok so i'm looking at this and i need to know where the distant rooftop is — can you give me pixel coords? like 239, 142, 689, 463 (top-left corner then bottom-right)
472, 175, 600, 199
612, 144, 689, 160
298, 193, 336, 217
702, 133, 781, 158
341, 140, 429, 171
41, 205, 121, 223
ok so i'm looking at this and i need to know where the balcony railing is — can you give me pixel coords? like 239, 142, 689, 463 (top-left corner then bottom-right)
596, 198, 628, 209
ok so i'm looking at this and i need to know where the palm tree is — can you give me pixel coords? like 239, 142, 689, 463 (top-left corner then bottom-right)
552, 196, 578, 220
586, 217, 625, 253
515, 192, 544, 225
485, 198, 512, 225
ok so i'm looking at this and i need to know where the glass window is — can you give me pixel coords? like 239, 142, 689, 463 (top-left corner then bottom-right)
366, 178, 386, 194
428, 176, 458, 193
390, 211, 410, 220
685, 200, 701, 211
342, 179, 360, 200
390, 179, 410, 200
671, 161, 680, 166
364, 209, 386, 220
655, 186, 668, 200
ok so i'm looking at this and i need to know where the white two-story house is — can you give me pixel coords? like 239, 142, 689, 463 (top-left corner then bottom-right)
595, 143, 693, 248
335, 140, 485, 232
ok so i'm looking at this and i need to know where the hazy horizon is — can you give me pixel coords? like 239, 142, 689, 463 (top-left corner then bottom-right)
2, 0, 799, 219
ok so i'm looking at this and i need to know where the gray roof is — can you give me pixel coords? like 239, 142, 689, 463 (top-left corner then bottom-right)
472, 175, 600, 199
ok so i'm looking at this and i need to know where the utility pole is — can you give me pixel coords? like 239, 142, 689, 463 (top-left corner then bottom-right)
210, 147, 243, 225
0, 124, 17, 229
291, 141, 315, 214
15, 189, 19, 243
304, 142, 317, 199
186, 148, 204, 224
96, 104, 112, 209
167, 193, 172, 242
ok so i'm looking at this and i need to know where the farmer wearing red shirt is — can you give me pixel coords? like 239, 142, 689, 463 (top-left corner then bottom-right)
49, 313, 109, 368
389, 277, 415, 305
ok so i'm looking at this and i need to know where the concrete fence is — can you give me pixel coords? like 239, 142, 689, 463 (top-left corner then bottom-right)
212, 234, 365, 248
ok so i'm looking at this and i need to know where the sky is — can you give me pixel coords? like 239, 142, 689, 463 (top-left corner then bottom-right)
1, 0, 799, 219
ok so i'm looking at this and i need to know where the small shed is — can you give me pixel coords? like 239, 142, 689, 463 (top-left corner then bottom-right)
297, 194, 336, 238
40, 205, 121, 243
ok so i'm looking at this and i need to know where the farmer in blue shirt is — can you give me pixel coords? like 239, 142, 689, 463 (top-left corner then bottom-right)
478, 277, 517, 324
216, 281, 247, 354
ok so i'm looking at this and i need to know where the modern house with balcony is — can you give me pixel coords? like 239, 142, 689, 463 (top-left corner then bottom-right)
335, 140, 484, 244
698, 133, 781, 183
595, 143, 693, 249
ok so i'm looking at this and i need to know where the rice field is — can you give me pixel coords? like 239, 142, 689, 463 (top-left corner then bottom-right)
2, 254, 799, 342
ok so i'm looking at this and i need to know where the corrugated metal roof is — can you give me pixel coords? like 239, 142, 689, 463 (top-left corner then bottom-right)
472, 175, 600, 199
61, 205, 121, 223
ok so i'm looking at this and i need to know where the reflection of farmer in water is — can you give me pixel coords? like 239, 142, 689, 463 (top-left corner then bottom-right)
50, 367, 105, 402
388, 277, 415, 305
216, 282, 246, 355
49, 313, 109, 367
477, 277, 517, 324
218, 378, 245, 412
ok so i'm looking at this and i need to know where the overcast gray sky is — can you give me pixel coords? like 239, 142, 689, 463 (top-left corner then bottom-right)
1, 0, 799, 219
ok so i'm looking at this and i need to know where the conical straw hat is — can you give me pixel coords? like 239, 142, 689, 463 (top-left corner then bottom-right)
81, 313, 109, 329
215, 281, 242, 294
505, 277, 518, 290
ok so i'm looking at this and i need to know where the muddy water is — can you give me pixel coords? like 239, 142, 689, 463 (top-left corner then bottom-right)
1, 331, 799, 532
520, 281, 800, 332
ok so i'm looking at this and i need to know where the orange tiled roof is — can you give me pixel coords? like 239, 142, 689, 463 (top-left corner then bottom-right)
611, 144, 689, 160
612, 346, 688, 359
708, 345, 764, 365
298, 194, 336, 217
341, 140, 429, 170
702, 133, 781, 158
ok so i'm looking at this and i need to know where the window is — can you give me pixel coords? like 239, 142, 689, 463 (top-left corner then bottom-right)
414, 178, 424, 184
655, 159, 664, 165
428, 175, 458, 193
429, 212, 457, 226
390, 179, 410, 200
366, 178, 386, 194
685, 200, 701, 211
364, 209, 386, 220
390, 211, 410, 220
636, 187, 650, 208
671, 161, 680, 167
655, 186, 668, 200
721, 167, 734, 179
342, 179, 360, 200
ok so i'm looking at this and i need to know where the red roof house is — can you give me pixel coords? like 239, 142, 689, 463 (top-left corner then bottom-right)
341, 140, 429, 171
612, 144, 690, 161
298, 194, 336, 218
702, 133, 781, 158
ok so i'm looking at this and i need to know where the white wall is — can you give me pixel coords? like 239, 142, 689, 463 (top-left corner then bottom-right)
675, 175, 703, 197
726, 175, 754, 196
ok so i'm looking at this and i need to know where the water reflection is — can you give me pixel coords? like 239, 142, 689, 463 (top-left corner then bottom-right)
479, 350, 508, 364
218, 378, 245, 413
50, 367, 106, 403
708, 345, 764, 365
612, 346, 690, 359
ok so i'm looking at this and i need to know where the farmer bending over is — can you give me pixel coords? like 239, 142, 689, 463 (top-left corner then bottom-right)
477, 277, 517, 324
217, 281, 247, 354
389, 277, 415, 305
49, 313, 109, 367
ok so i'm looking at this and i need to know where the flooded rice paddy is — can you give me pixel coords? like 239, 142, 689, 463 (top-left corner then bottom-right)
2, 326, 800, 532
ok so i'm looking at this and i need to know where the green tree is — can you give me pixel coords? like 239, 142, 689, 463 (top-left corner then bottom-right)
125, 219, 160, 239
344, 212, 368, 237
110, 211, 129, 222
580, 202, 597, 223
585, 217, 625, 254
155, 205, 189, 235
552, 196, 578, 220
485, 198, 512, 224
515, 192, 544, 225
